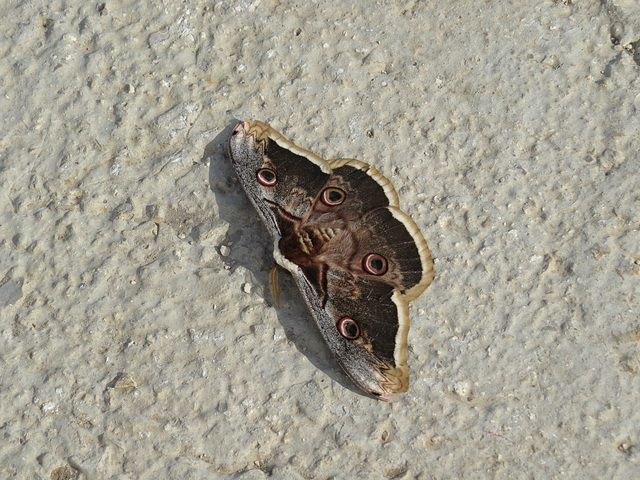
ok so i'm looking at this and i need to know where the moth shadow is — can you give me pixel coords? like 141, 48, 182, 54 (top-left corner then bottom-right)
205, 120, 367, 399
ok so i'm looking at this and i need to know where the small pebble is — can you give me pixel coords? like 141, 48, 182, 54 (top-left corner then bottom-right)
114, 373, 137, 389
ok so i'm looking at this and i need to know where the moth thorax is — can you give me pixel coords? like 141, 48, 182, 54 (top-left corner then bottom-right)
295, 227, 337, 256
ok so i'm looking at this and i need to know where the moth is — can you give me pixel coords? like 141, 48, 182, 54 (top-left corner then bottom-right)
228, 119, 433, 400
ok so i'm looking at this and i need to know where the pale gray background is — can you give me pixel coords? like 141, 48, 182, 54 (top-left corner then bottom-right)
1, 1, 639, 478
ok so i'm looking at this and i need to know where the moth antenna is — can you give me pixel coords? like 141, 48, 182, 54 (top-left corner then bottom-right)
269, 265, 281, 308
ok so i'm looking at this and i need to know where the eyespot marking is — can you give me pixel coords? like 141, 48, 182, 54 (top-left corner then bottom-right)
363, 253, 388, 276
321, 187, 346, 206
257, 168, 277, 186
337, 317, 360, 340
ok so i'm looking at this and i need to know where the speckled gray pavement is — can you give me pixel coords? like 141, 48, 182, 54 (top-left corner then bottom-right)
1, 1, 639, 478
